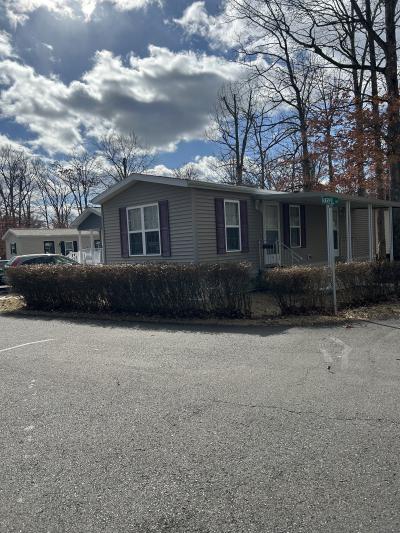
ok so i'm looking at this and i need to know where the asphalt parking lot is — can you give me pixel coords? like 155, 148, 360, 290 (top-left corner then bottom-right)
1, 314, 400, 532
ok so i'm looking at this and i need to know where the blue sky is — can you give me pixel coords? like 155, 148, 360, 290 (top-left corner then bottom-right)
0, 0, 242, 174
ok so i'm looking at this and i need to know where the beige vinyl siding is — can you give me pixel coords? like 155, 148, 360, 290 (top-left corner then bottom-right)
102, 182, 195, 264
5, 233, 96, 259
77, 213, 102, 231
351, 208, 372, 260
193, 188, 262, 270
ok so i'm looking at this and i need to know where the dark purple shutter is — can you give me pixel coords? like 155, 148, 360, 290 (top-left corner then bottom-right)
60, 241, 65, 256
240, 200, 249, 253
158, 201, 171, 257
215, 198, 226, 254
119, 207, 129, 258
300, 205, 306, 248
73, 241, 78, 252
282, 203, 290, 247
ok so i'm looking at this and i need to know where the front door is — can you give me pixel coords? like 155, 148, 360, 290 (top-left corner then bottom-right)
264, 204, 280, 265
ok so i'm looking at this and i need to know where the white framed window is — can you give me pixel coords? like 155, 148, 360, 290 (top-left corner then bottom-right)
289, 205, 301, 248
224, 200, 241, 252
10, 242, 17, 256
64, 241, 74, 255
127, 204, 161, 256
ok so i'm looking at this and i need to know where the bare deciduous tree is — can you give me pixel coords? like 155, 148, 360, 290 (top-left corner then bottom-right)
207, 83, 255, 185
0, 146, 36, 226
173, 164, 201, 180
33, 161, 72, 228
61, 151, 102, 214
226, 2, 321, 189
97, 131, 155, 184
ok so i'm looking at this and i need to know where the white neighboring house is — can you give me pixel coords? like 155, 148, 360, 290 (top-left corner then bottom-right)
69, 207, 103, 264
2, 228, 101, 261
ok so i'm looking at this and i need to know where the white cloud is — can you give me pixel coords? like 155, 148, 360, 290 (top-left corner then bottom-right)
0, 46, 243, 155
147, 164, 174, 176
41, 42, 54, 51
4, 0, 161, 25
0, 31, 14, 58
0, 134, 32, 154
173, 1, 247, 50
148, 155, 221, 181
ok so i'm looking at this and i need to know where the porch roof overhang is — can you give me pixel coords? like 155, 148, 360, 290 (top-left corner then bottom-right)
253, 191, 400, 209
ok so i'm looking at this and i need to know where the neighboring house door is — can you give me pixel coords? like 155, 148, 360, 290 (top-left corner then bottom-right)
264, 204, 281, 265
64, 241, 74, 255
332, 208, 339, 257
44, 241, 55, 254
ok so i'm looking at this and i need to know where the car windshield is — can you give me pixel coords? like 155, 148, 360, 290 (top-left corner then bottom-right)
52, 256, 78, 265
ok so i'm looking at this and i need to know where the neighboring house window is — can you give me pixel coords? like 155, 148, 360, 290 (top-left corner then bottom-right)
44, 241, 55, 254
224, 200, 241, 252
289, 205, 301, 248
64, 241, 74, 255
127, 204, 161, 256
94, 239, 102, 249
10, 242, 17, 255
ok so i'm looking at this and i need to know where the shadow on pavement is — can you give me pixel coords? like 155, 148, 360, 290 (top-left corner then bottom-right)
0, 309, 304, 338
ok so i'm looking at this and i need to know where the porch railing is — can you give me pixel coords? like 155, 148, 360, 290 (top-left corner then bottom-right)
260, 240, 306, 268
67, 248, 103, 265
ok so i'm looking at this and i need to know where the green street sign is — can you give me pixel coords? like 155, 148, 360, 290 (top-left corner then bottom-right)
322, 196, 339, 206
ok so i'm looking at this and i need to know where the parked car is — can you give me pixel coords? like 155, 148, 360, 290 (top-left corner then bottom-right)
5, 254, 79, 269
0, 259, 9, 285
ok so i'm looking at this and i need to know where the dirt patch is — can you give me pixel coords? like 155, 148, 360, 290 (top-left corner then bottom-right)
0, 295, 25, 313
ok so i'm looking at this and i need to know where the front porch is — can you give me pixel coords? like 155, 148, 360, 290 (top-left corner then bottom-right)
255, 192, 399, 269
69, 207, 103, 265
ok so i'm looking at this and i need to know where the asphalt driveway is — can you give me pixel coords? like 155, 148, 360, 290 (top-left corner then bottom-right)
1, 315, 399, 532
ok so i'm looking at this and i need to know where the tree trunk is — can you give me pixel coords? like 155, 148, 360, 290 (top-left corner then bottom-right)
384, 0, 400, 257
366, 0, 386, 259
299, 116, 313, 191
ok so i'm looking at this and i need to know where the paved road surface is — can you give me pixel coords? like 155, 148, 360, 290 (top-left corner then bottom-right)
1, 315, 399, 532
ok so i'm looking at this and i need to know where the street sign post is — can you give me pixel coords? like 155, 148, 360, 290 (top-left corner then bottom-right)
325, 204, 338, 315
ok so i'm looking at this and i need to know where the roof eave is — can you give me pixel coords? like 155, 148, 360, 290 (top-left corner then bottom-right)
70, 207, 101, 228
92, 174, 189, 204
1, 229, 13, 241
253, 191, 400, 208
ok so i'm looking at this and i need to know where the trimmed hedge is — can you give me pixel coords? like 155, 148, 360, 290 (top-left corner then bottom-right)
261, 261, 400, 314
7, 262, 252, 318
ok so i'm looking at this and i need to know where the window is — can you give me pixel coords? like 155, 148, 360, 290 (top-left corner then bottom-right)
94, 239, 102, 249
127, 204, 161, 256
289, 205, 301, 248
23, 256, 53, 265
44, 241, 55, 254
52, 256, 77, 265
64, 241, 74, 255
224, 200, 241, 252
10, 242, 17, 256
